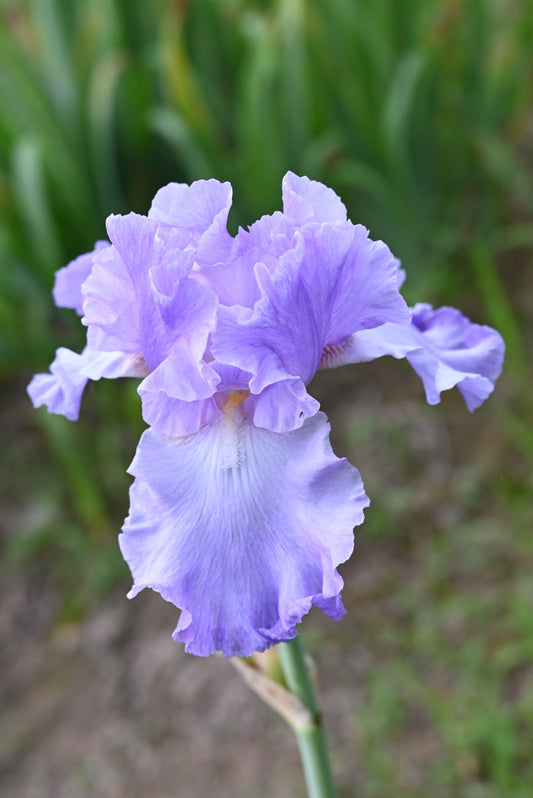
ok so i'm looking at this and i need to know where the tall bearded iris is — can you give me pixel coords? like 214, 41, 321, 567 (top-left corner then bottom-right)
28, 173, 504, 657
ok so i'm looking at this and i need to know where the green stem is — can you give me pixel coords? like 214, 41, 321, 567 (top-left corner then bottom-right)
279, 637, 339, 798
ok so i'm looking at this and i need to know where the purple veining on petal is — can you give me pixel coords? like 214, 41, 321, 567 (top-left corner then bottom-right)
319, 339, 354, 369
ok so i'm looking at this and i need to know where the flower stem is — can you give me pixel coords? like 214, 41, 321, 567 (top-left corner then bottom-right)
279, 637, 339, 798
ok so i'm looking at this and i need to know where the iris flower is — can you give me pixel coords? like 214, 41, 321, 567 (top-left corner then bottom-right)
28, 173, 504, 657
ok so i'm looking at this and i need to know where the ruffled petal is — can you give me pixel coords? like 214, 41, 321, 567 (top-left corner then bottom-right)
138, 343, 219, 403
212, 223, 408, 430
149, 178, 234, 262
153, 270, 218, 359
410, 305, 504, 382
322, 304, 505, 411
83, 214, 192, 365
193, 211, 296, 308
27, 347, 88, 420
102, 213, 170, 368
27, 345, 151, 422
119, 409, 369, 657
137, 267, 220, 425
139, 358, 251, 439
82, 238, 142, 356
53, 241, 110, 315
282, 171, 347, 224
408, 304, 505, 410
82, 215, 219, 406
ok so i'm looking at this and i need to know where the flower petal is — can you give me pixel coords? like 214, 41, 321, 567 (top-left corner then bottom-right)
138, 392, 222, 437
193, 211, 296, 308
138, 342, 219, 403
137, 267, 220, 426
212, 223, 408, 430
80, 349, 150, 380
27, 345, 151, 422
319, 322, 417, 368
323, 304, 505, 410
53, 241, 110, 315
282, 171, 347, 224
119, 410, 369, 657
82, 214, 219, 401
100, 213, 170, 368
149, 178, 234, 262
27, 347, 88, 420
246, 379, 320, 433
408, 304, 505, 410
82, 236, 142, 356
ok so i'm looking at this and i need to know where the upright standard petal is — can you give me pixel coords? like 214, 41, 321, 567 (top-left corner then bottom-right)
81, 213, 220, 429
213, 223, 408, 431
82, 234, 142, 356
194, 210, 298, 309
120, 407, 369, 657
83, 213, 196, 364
282, 171, 347, 225
149, 178, 234, 263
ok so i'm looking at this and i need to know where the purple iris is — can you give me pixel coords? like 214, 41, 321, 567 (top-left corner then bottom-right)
28, 173, 505, 657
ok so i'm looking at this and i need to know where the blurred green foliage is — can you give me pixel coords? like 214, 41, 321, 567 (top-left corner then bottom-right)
1, 0, 532, 369
1, 2, 532, 794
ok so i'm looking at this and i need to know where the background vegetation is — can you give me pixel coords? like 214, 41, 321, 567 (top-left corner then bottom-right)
1, 1, 532, 796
